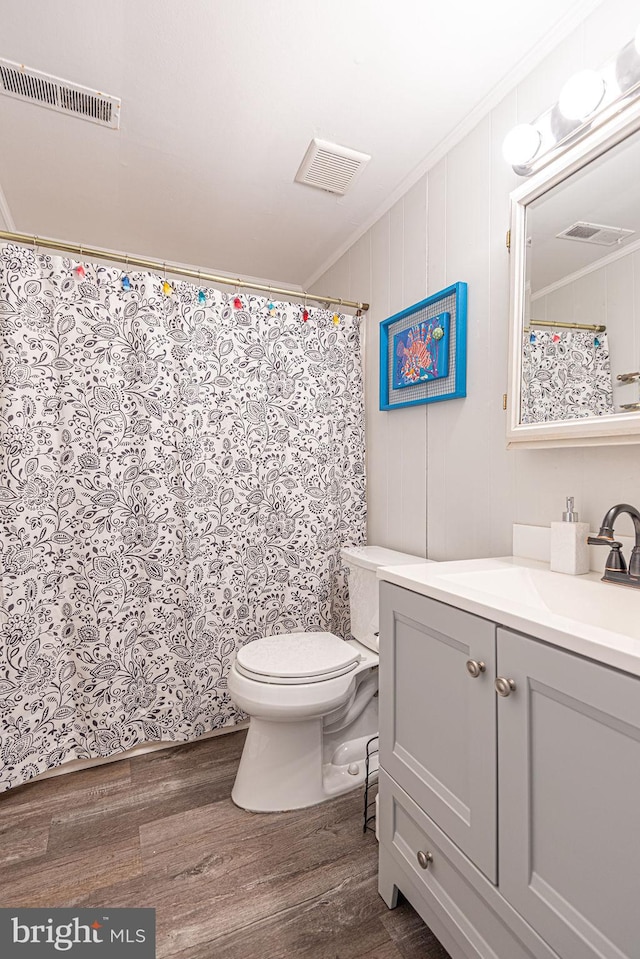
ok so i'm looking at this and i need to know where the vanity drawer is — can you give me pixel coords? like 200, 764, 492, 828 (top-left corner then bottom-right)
378, 770, 559, 959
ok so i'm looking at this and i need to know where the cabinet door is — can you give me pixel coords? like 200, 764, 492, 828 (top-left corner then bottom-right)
498, 627, 640, 959
379, 582, 497, 882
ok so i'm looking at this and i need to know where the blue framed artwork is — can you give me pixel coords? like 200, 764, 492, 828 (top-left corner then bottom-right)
392, 312, 450, 389
380, 283, 467, 410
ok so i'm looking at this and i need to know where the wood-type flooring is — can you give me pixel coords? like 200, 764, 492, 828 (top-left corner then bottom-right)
0, 729, 451, 958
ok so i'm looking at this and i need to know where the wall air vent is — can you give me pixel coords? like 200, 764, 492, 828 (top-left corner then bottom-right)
556, 220, 634, 246
295, 138, 371, 195
0, 58, 120, 129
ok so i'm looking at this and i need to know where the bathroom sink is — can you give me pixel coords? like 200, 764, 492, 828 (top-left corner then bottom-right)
436, 564, 640, 640
377, 556, 640, 677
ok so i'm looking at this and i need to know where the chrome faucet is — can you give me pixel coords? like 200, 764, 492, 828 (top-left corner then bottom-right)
587, 503, 640, 587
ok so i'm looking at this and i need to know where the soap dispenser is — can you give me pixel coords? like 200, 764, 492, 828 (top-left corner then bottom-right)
550, 497, 590, 575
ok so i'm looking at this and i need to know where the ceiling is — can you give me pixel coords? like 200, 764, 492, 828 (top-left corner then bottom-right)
529, 124, 640, 292
0, 0, 604, 289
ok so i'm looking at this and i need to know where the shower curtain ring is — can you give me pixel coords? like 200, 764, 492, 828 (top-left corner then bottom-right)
121, 255, 130, 290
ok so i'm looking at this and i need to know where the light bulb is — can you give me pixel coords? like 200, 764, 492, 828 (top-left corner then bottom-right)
558, 69, 605, 120
502, 124, 541, 165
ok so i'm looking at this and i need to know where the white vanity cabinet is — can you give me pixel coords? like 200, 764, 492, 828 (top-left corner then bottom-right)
497, 627, 640, 959
377, 585, 497, 883
378, 580, 640, 959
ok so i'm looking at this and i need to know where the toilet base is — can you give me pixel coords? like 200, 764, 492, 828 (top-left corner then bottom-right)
231, 718, 378, 813
322, 734, 379, 799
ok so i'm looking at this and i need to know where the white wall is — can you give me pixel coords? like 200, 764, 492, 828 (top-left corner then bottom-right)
313, 0, 640, 560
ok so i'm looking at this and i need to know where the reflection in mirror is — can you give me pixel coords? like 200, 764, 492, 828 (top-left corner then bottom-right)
521, 125, 640, 424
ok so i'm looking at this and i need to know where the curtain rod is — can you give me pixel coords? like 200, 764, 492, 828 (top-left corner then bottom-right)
0, 230, 370, 313
526, 319, 606, 333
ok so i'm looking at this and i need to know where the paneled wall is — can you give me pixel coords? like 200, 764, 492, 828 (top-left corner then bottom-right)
313, 0, 640, 560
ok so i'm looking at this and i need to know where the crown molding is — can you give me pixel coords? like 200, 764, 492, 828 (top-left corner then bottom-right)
531, 235, 640, 301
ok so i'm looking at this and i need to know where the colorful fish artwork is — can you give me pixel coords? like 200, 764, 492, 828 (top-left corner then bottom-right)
392, 312, 450, 389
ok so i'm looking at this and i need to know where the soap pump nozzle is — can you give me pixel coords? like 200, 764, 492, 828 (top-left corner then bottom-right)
562, 496, 579, 523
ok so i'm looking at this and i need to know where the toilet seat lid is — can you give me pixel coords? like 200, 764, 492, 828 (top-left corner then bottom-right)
235, 632, 360, 683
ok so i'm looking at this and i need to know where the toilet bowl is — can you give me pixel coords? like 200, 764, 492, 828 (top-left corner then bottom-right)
228, 545, 426, 812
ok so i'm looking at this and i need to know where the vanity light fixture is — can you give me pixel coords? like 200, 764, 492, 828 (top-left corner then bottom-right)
557, 69, 606, 120
503, 28, 640, 176
502, 123, 541, 165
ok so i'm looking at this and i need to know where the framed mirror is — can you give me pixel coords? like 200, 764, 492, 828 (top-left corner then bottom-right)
507, 95, 640, 448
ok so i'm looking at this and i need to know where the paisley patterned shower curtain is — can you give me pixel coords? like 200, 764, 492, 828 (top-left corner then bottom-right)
0, 244, 366, 791
521, 328, 614, 422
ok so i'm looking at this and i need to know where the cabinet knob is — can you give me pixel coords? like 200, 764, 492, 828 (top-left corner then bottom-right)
466, 659, 486, 678
495, 676, 516, 697
416, 850, 433, 870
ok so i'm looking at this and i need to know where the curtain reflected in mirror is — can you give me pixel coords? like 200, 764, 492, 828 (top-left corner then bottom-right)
521, 327, 613, 422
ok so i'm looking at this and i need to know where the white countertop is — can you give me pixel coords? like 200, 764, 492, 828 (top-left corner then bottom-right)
378, 556, 640, 678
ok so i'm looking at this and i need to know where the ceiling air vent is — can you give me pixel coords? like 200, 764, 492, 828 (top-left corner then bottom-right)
295, 138, 371, 195
0, 58, 120, 129
556, 220, 634, 246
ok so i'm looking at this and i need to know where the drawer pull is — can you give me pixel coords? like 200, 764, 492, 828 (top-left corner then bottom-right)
416, 850, 434, 870
466, 659, 486, 678
495, 676, 516, 697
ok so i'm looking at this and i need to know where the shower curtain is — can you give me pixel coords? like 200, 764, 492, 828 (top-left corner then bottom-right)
521, 328, 614, 423
0, 243, 366, 791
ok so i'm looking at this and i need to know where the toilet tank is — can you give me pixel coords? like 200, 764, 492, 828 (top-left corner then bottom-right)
341, 546, 429, 652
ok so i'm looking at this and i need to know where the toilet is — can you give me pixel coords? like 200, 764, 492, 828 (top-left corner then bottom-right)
228, 545, 425, 812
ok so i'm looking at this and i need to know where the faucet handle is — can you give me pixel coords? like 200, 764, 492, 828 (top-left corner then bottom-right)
605, 543, 627, 574
629, 547, 640, 578
587, 534, 614, 546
